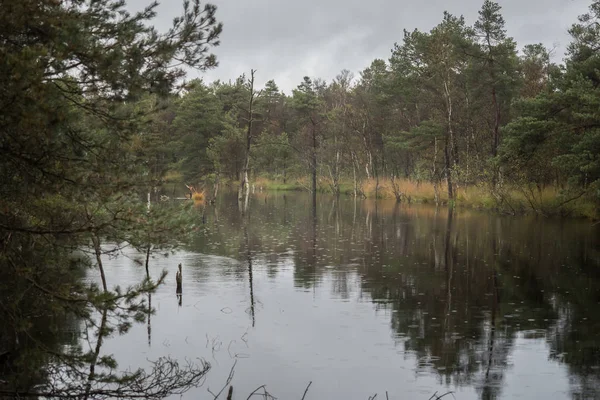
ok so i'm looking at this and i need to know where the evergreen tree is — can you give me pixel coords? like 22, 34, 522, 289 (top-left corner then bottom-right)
502, 0, 600, 212
0, 0, 222, 397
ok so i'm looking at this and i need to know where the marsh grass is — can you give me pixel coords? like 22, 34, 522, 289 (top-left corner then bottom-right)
251, 176, 597, 219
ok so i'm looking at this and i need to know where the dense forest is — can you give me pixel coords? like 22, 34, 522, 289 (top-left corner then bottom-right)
1, 0, 599, 398
149, 0, 599, 218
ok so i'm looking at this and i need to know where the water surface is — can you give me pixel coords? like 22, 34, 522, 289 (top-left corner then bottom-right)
99, 192, 600, 399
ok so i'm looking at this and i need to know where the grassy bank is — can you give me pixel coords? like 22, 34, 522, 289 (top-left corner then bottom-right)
163, 173, 597, 220
250, 177, 599, 220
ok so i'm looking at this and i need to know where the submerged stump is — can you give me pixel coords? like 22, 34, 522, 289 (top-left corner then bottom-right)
176, 263, 182, 294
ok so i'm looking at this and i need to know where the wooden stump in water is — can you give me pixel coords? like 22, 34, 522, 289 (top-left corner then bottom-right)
175, 263, 182, 294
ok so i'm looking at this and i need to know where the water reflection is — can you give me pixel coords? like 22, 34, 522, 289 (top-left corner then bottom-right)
244, 224, 256, 327
0, 266, 82, 397
148, 293, 152, 346
15, 192, 596, 399
183, 192, 600, 399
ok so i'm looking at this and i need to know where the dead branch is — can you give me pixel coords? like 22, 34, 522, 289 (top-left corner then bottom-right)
246, 385, 266, 400
246, 385, 276, 400
428, 391, 455, 400
301, 381, 312, 400
207, 360, 236, 399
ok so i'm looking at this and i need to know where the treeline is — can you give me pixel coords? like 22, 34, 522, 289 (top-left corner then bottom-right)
144, 0, 599, 217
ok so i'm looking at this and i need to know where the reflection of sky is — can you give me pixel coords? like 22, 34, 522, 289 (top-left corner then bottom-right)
94, 244, 579, 400
501, 336, 570, 399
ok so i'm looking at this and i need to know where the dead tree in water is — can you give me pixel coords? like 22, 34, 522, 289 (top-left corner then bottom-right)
239, 69, 261, 205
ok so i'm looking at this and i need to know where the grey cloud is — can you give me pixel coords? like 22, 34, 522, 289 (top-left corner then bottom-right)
128, 0, 591, 93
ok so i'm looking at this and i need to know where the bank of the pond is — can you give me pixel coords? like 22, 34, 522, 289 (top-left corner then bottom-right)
249, 177, 599, 220
166, 174, 597, 220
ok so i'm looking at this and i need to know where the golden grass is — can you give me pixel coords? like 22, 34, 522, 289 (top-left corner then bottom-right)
361, 178, 446, 202
248, 175, 598, 219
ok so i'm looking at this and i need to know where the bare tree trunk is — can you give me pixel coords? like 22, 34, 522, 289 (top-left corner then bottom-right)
239, 69, 259, 202
443, 79, 455, 201
352, 153, 358, 198
444, 79, 460, 167
212, 171, 220, 203
445, 138, 454, 201
243, 185, 250, 213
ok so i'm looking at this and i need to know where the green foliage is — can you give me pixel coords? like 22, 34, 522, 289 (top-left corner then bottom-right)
0, 0, 222, 397
172, 80, 239, 182
252, 132, 295, 180
502, 0, 600, 206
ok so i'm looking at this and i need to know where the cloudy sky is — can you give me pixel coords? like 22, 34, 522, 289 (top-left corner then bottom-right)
129, 0, 591, 93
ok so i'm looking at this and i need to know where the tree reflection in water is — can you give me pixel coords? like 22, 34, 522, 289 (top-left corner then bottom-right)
186, 192, 600, 398
3, 192, 598, 399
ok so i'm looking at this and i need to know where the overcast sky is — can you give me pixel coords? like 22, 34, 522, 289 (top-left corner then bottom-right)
129, 0, 591, 93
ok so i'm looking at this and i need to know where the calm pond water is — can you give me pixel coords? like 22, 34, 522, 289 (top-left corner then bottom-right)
96, 192, 600, 400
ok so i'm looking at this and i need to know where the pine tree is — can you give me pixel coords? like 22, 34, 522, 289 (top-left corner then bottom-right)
0, 0, 222, 397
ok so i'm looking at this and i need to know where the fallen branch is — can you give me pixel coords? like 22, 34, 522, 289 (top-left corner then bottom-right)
428, 391, 455, 400
245, 385, 276, 400
301, 381, 312, 400
246, 385, 266, 400
207, 360, 237, 399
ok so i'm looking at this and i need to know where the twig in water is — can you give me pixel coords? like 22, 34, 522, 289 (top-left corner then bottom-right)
429, 392, 455, 400
241, 329, 249, 347
207, 360, 237, 399
386, 391, 389, 400
301, 381, 312, 400
245, 385, 277, 400
368, 394, 378, 400
228, 340, 236, 358
227, 386, 233, 400
246, 385, 266, 400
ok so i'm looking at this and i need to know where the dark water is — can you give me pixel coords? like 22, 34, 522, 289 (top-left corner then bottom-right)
98, 192, 600, 399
